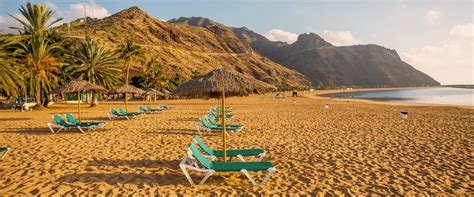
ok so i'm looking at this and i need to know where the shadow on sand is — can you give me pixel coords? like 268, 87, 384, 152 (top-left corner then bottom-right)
56, 159, 192, 185
0, 117, 32, 121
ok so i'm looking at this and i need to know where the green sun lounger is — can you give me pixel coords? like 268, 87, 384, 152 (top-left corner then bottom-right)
211, 106, 232, 113
196, 117, 242, 135
108, 108, 138, 120
119, 108, 144, 116
0, 147, 11, 159
206, 115, 243, 128
48, 115, 87, 133
179, 144, 276, 185
208, 110, 234, 119
65, 114, 106, 127
193, 135, 264, 161
147, 105, 165, 112
159, 104, 172, 109
139, 106, 155, 114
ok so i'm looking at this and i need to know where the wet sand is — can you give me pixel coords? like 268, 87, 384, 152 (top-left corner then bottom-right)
0, 92, 472, 195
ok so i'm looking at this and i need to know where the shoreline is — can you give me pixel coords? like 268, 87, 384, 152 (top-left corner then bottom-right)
306, 87, 474, 110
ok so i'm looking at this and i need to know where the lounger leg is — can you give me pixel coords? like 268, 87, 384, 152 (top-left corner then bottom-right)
237, 155, 246, 162
77, 126, 85, 133
199, 170, 214, 185
1, 148, 11, 159
196, 124, 202, 135
258, 153, 266, 161
180, 164, 196, 185
107, 113, 113, 120
241, 169, 257, 185
47, 123, 56, 133
241, 167, 276, 185
260, 167, 276, 185
56, 127, 64, 133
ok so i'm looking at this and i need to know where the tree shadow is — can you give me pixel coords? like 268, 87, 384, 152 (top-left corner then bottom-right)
2, 127, 108, 135
144, 131, 195, 136
170, 118, 196, 122
0, 118, 32, 121
2, 128, 55, 135
88, 159, 180, 168
84, 117, 112, 121
56, 159, 190, 185
55, 171, 189, 186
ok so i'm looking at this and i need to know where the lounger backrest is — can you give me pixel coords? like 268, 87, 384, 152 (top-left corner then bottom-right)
119, 108, 127, 115
209, 110, 217, 117
147, 105, 152, 110
111, 108, 121, 116
53, 115, 70, 126
199, 117, 214, 129
139, 106, 146, 112
66, 114, 78, 124
189, 144, 212, 169
206, 115, 220, 125
193, 135, 215, 155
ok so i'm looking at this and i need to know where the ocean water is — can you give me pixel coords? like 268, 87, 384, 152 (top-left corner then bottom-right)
323, 87, 474, 106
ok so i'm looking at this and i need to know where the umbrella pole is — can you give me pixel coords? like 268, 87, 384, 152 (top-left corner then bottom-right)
78, 91, 81, 123
221, 90, 227, 161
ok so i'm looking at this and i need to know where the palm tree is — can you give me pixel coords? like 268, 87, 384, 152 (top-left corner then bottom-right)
9, 2, 63, 35
9, 3, 65, 108
14, 34, 63, 108
143, 58, 168, 91
117, 39, 142, 106
0, 37, 22, 98
67, 37, 121, 107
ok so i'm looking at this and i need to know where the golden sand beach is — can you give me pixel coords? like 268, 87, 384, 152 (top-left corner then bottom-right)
0, 92, 472, 195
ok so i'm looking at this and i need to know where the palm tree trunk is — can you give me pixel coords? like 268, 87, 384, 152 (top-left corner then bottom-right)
43, 91, 50, 107
125, 63, 130, 112
90, 93, 98, 107
34, 87, 43, 109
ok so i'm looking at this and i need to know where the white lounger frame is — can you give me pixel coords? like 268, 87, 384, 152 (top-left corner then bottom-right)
47, 116, 106, 133
195, 124, 234, 136
1, 147, 11, 159
179, 148, 276, 186
192, 139, 265, 162
107, 112, 141, 121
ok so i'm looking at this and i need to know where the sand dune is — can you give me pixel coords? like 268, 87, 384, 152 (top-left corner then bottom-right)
0, 92, 472, 195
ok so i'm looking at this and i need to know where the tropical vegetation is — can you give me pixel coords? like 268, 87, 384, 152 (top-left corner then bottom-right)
0, 2, 181, 108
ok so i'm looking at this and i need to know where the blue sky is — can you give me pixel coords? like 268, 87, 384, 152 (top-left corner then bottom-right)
0, 0, 472, 84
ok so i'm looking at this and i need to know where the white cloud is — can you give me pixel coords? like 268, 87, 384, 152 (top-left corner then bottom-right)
263, 29, 298, 44
400, 23, 473, 85
0, 1, 110, 34
321, 30, 361, 46
424, 9, 440, 24
0, 13, 25, 34
69, 1, 110, 20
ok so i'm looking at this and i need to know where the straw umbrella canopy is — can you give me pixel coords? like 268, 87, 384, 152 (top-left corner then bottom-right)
109, 84, 144, 112
172, 68, 276, 161
51, 79, 107, 123
172, 68, 276, 98
143, 88, 164, 102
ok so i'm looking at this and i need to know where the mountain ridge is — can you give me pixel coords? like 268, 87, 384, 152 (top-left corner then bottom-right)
170, 16, 439, 87
56, 7, 310, 87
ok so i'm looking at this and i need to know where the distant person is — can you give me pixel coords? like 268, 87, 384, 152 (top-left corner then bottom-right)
292, 89, 297, 97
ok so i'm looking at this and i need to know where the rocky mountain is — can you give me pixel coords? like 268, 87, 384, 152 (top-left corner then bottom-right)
173, 17, 440, 87
56, 7, 310, 87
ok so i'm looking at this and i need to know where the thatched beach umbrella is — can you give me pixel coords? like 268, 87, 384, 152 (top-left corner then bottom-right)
109, 84, 144, 112
143, 88, 164, 102
172, 68, 276, 161
52, 79, 107, 123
